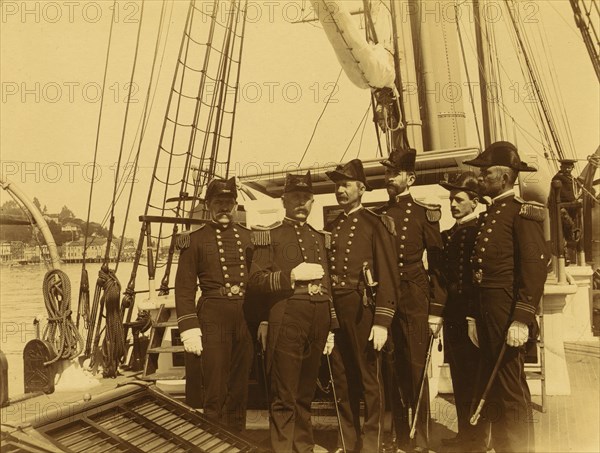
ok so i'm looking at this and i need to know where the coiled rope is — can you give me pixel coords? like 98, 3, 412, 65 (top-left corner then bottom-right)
98, 268, 125, 378
42, 270, 83, 365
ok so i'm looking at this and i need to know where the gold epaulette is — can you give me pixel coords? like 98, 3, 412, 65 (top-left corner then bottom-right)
250, 221, 281, 246
414, 199, 442, 223
365, 208, 397, 236
176, 224, 205, 250
515, 197, 546, 222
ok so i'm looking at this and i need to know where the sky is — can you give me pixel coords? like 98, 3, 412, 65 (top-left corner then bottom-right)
1, 0, 598, 237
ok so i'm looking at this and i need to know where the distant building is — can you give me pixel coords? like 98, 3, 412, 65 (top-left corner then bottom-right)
61, 222, 81, 241
10, 241, 24, 261
0, 242, 11, 263
62, 238, 118, 263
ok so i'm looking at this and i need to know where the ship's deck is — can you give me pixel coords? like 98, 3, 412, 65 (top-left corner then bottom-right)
2, 345, 598, 453
245, 345, 600, 453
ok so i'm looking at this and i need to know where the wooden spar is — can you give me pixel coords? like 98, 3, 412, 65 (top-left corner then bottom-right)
0, 176, 61, 269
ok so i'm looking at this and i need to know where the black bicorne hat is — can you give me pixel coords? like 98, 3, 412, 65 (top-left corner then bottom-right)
439, 171, 479, 196
325, 159, 372, 191
205, 177, 237, 201
463, 141, 536, 172
284, 171, 313, 193
380, 147, 417, 172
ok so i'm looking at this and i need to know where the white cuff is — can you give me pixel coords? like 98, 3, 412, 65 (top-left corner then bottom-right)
180, 327, 201, 342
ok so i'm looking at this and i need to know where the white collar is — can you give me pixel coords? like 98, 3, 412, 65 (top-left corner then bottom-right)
395, 189, 411, 200
344, 204, 363, 216
456, 211, 478, 225
492, 189, 515, 204
284, 216, 306, 226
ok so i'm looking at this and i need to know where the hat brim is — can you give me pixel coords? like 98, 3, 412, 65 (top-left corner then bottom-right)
463, 158, 537, 172
438, 181, 479, 194
380, 159, 414, 172
380, 159, 395, 169
325, 170, 372, 191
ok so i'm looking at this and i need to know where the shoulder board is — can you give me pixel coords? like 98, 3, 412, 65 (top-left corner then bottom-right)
413, 199, 442, 223
176, 225, 205, 250
365, 208, 397, 236
250, 221, 282, 246
515, 197, 546, 222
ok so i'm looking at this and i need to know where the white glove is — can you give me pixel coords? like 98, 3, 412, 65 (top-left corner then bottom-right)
291, 262, 324, 282
323, 331, 335, 355
368, 325, 388, 351
428, 315, 443, 338
257, 321, 268, 352
467, 317, 479, 348
506, 320, 529, 347
181, 328, 203, 356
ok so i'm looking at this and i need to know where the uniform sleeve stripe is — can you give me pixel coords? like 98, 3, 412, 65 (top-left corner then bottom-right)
177, 314, 197, 322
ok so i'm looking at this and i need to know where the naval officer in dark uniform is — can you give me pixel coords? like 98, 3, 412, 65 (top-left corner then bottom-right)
175, 177, 254, 432
375, 147, 447, 453
247, 171, 337, 453
464, 141, 548, 453
550, 158, 580, 246
438, 172, 485, 451
325, 159, 399, 453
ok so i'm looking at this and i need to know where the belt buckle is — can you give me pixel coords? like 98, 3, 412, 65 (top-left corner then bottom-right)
308, 283, 323, 296
230, 284, 241, 295
474, 270, 483, 284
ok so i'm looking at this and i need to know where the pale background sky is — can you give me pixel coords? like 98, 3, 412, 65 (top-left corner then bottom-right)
1, 0, 598, 237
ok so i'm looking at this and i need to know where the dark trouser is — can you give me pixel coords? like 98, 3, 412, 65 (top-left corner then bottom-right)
331, 291, 384, 453
476, 288, 534, 453
185, 298, 253, 432
389, 279, 431, 450
444, 307, 486, 449
268, 298, 330, 453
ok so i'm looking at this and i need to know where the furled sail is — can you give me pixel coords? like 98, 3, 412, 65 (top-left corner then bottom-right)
310, 0, 395, 89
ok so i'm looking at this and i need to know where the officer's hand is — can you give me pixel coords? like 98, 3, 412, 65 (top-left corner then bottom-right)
181, 328, 203, 356
428, 315, 443, 338
506, 320, 529, 347
467, 318, 479, 348
291, 262, 324, 282
257, 321, 268, 352
368, 325, 388, 351
323, 331, 335, 355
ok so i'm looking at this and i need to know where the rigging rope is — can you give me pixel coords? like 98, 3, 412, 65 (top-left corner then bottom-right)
298, 68, 343, 166
97, 268, 125, 378
77, 0, 117, 326
42, 270, 84, 365
341, 103, 371, 161
454, 3, 482, 150
116, 0, 170, 269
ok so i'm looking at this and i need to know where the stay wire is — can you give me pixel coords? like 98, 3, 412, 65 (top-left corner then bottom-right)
298, 68, 343, 166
